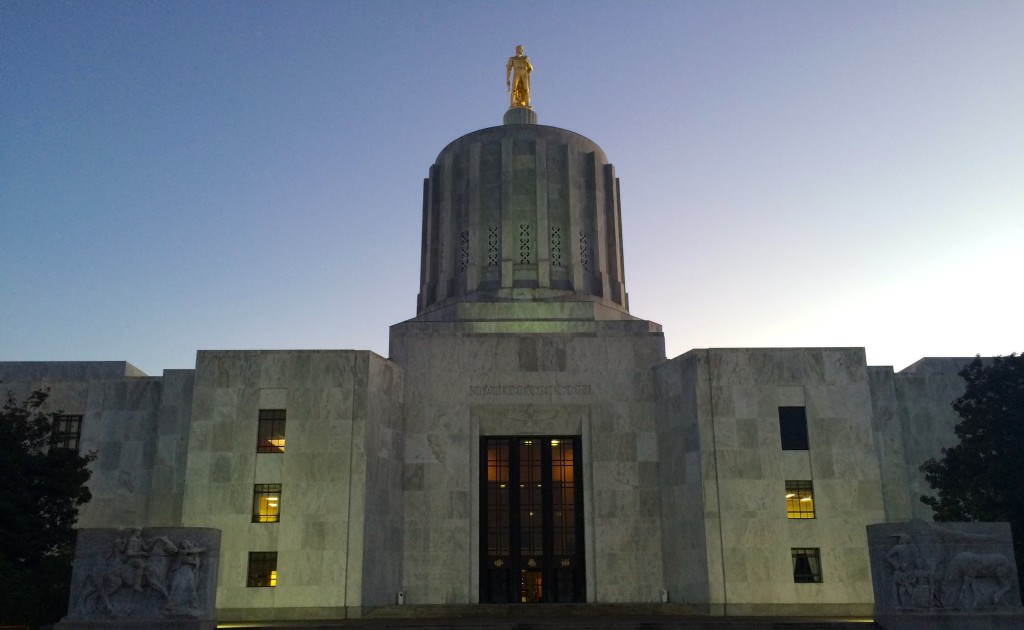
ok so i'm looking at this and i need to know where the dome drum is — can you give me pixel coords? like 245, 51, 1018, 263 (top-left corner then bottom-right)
416, 125, 629, 318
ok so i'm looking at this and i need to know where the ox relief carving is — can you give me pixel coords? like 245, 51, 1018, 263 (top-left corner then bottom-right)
869, 520, 1022, 614
67, 527, 220, 623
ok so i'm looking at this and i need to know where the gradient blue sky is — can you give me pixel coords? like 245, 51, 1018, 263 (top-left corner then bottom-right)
2, 1, 1022, 376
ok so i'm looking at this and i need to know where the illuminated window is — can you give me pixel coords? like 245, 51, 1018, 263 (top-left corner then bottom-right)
252, 484, 281, 523
779, 406, 809, 450
481, 436, 584, 604
785, 480, 815, 519
51, 414, 83, 451
792, 548, 822, 583
247, 551, 277, 587
257, 409, 286, 453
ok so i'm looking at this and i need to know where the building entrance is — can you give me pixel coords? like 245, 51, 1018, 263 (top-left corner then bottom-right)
480, 436, 585, 603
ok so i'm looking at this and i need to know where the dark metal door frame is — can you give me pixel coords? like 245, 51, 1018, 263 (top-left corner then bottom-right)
480, 436, 585, 603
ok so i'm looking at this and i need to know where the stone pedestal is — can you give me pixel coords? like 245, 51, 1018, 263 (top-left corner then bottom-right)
59, 527, 221, 630
868, 520, 1023, 630
503, 106, 537, 124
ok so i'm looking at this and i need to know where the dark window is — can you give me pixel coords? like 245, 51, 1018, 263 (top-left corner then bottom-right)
257, 409, 286, 453
252, 484, 282, 523
247, 551, 277, 587
779, 406, 809, 450
792, 548, 822, 583
51, 414, 83, 451
785, 480, 815, 519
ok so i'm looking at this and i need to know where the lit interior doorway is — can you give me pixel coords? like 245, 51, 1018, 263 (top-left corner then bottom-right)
480, 436, 585, 603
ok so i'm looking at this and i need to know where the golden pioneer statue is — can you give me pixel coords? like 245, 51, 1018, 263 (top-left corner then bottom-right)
506, 45, 533, 109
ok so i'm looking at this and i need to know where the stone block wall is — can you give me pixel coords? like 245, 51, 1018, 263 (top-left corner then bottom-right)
657, 348, 884, 616
360, 354, 406, 606
390, 324, 667, 604
181, 350, 403, 621
871, 358, 973, 522
653, 351, 711, 607
0, 361, 193, 528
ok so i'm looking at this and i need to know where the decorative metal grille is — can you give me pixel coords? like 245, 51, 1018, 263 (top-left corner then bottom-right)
785, 480, 815, 519
247, 552, 278, 587
792, 548, 823, 583
459, 230, 470, 272
519, 224, 531, 264
257, 409, 286, 453
252, 484, 282, 523
51, 414, 83, 451
579, 231, 590, 272
481, 437, 585, 604
487, 226, 499, 267
550, 226, 562, 267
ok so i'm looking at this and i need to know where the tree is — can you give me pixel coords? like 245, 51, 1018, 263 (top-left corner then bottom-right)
0, 390, 94, 628
920, 353, 1024, 597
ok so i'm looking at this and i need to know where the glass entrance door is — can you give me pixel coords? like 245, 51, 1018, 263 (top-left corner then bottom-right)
480, 437, 585, 603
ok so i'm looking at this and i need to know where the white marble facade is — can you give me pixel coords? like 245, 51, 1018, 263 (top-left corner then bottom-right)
656, 348, 888, 616
0, 115, 979, 622
0, 344, 973, 620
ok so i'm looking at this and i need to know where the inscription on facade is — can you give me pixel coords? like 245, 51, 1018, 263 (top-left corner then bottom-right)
469, 384, 591, 396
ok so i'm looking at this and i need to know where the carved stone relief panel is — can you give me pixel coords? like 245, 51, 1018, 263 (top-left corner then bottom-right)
60, 527, 220, 628
868, 520, 1022, 617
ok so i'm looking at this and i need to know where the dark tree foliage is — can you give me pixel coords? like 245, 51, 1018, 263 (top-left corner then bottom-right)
920, 353, 1024, 595
0, 390, 94, 628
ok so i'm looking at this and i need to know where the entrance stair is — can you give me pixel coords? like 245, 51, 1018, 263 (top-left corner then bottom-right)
221, 603, 881, 629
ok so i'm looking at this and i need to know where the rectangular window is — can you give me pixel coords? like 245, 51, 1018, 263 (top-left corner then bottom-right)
257, 409, 286, 453
779, 406, 809, 450
792, 548, 822, 583
786, 480, 815, 519
252, 484, 282, 523
51, 414, 83, 451
247, 551, 278, 587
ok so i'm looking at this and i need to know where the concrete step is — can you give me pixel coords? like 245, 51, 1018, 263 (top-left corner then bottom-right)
222, 604, 881, 629
221, 621, 880, 630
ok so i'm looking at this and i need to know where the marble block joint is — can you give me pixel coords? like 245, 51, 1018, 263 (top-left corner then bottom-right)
59, 527, 221, 630
868, 520, 1023, 630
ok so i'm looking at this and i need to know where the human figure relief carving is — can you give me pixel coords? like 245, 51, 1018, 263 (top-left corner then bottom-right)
885, 533, 938, 609
168, 539, 207, 616
77, 528, 207, 619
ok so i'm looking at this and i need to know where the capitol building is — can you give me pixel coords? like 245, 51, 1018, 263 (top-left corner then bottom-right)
0, 57, 977, 623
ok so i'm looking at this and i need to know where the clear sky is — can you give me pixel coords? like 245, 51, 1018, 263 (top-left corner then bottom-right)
2, 1, 1022, 376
